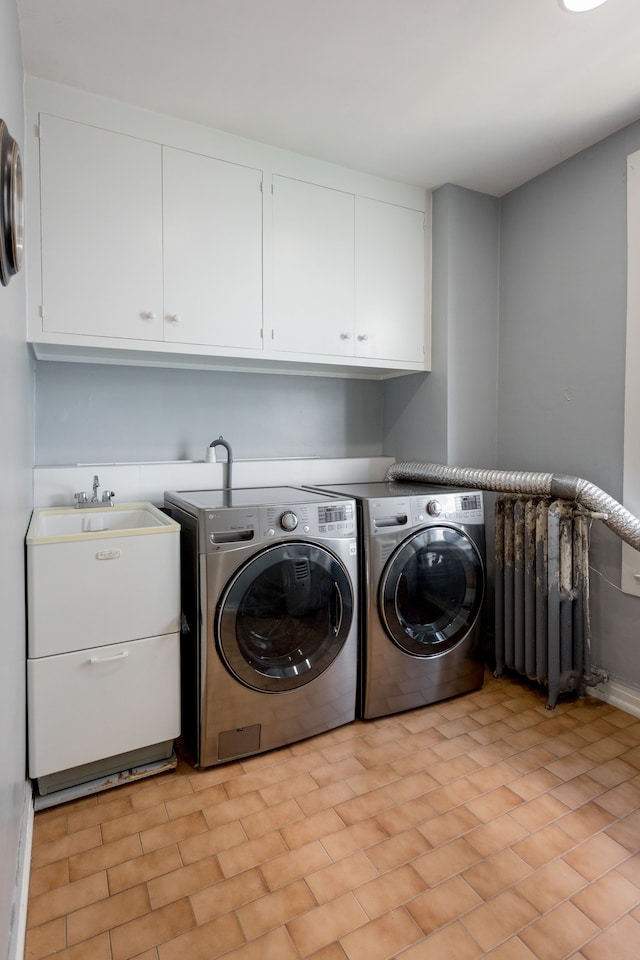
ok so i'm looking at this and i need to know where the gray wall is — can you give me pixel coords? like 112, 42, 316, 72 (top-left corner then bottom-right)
499, 119, 640, 687
383, 184, 500, 468
0, 1, 34, 956
35, 363, 383, 465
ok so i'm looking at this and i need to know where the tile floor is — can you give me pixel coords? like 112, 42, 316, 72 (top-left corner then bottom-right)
25, 672, 640, 960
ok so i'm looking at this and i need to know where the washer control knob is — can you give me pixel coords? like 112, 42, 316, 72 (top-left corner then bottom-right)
427, 499, 442, 517
280, 511, 299, 532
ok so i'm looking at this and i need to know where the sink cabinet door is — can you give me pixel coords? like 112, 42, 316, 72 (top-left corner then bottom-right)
27, 633, 180, 779
39, 114, 164, 341
162, 147, 264, 350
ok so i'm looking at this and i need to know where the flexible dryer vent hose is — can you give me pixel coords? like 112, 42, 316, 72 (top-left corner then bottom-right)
385, 462, 640, 552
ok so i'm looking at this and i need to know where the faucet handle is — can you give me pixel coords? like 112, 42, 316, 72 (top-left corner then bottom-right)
74, 492, 88, 507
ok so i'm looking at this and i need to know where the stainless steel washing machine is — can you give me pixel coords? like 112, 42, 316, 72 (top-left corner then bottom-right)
308, 481, 486, 719
164, 486, 358, 767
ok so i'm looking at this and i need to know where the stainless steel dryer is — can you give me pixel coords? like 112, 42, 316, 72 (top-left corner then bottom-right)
164, 486, 358, 767
309, 481, 486, 719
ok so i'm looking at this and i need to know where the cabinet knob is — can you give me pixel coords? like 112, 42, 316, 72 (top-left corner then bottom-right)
142, 311, 157, 321
357, 333, 369, 341
167, 314, 181, 324
340, 332, 352, 340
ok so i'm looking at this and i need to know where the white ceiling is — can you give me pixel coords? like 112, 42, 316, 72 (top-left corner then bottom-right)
16, 0, 640, 196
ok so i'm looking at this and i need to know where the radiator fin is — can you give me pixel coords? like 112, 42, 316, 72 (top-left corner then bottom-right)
494, 496, 591, 709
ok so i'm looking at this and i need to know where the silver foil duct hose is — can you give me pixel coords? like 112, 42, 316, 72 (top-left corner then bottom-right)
385, 462, 640, 551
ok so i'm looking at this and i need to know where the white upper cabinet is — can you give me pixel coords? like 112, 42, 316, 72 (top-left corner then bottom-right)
355, 197, 425, 363
162, 147, 263, 350
39, 114, 164, 341
271, 176, 355, 356
27, 81, 430, 377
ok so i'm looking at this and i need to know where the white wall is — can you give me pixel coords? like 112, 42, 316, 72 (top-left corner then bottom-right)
0, 2, 34, 957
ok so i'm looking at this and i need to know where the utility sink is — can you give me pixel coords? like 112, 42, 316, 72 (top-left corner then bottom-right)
27, 501, 177, 543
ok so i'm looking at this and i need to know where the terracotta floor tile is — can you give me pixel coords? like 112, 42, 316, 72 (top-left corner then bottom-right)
512, 823, 576, 869
110, 897, 196, 960
31, 826, 102, 870
604, 807, 640, 852
147, 855, 223, 909
365, 828, 432, 873
286, 892, 368, 956
353, 863, 425, 918
240, 797, 304, 839
353, 742, 411, 770
413, 837, 481, 886
344, 763, 401, 797
375, 797, 434, 836
339, 907, 423, 960
258, 771, 319, 806
580, 913, 640, 960
465, 813, 528, 857
480, 938, 538, 960
35, 932, 112, 960
551, 774, 606, 807
510, 792, 569, 830
108, 845, 183, 894
406, 875, 483, 934
157, 912, 245, 960
571, 870, 640, 927
435, 715, 481, 740
424, 778, 480, 813
429, 755, 482, 786
202, 789, 266, 829
222, 766, 283, 799
297, 780, 356, 817
594, 780, 640, 817
189, 867, 267, 924
101, 804, 168, 845
306, 945, 349, 960
464, 784, 524, 822
139, 810, 209, 854
430, 733, 480, 761
260, 839, 332, 891
417, 806, 482, 846
616, 851, 640, 887
516, 859, 587, 912
216, 830, 287, 878
129, 772, 194, 811
392, 920, 482, 960
28, 859, 70, 900
28, 871, 109, 928
66, 883, 150, 945
279, 807, 345, 848
162, 782, 226, 820
236, 878, 316, 939
211, 925, 299, 960
558, 801, 617, 841
461, 848, 532, 899
68, 834, 142, 882
32, 811, 68, 847
384, 770, 440, 803
311, 757, 367, 787
305, 852, 378, 904
465, 759, 520, 792
563, 833, 631, 880
320, 819, 388, 863
509, 744, 558, 773
518, 901, 600, 960
460, 888, 539, 952
24, 916, 65, 960
178, 818, 246, 863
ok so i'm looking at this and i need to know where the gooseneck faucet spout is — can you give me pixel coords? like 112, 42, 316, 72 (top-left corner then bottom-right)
208, 436, 233, 490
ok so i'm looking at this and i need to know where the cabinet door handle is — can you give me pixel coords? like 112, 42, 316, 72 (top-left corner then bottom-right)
357, 333, 369, 341
142, 311, 157, 321
340, 332, 352, 340
89, 650, 129, 664
167, 314, 181, 324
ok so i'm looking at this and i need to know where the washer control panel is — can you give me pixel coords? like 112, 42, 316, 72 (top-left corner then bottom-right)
369, 490, 483, 534
204, 499, 356, 549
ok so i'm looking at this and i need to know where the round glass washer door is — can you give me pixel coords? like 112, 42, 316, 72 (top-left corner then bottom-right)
380, 525, 484, 657
216, 542, 354, 692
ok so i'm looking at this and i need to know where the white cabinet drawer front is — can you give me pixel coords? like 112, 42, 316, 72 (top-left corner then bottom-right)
28, 633, 180, 779
27, 531, 180, 657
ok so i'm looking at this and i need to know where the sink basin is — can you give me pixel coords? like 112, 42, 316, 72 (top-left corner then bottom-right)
27, 502, 178, 543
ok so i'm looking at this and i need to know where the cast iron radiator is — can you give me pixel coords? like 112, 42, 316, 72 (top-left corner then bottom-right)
494, 496, 592, 709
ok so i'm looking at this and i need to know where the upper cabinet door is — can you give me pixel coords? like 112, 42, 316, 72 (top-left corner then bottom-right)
162, 148, 263, 349
355, 197, 425, 363
271, 176, 355, 356
39, 114, 163, 340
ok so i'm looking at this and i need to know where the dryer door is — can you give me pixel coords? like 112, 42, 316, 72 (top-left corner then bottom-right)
380, 525, 484, 657
216, 542, 354, 692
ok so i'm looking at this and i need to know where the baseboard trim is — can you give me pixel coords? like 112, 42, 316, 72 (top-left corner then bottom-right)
589, 675, 640, 719
7, 783, 34, 960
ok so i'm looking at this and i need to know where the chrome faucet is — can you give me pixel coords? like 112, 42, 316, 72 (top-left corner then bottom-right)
74, 474, 115, 508
208, 436, 233, 490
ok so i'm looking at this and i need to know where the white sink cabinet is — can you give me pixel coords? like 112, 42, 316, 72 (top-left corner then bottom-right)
26, 502, 181, 792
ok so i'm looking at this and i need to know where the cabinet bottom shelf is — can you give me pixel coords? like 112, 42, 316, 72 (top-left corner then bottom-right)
33, 740, 176, 809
